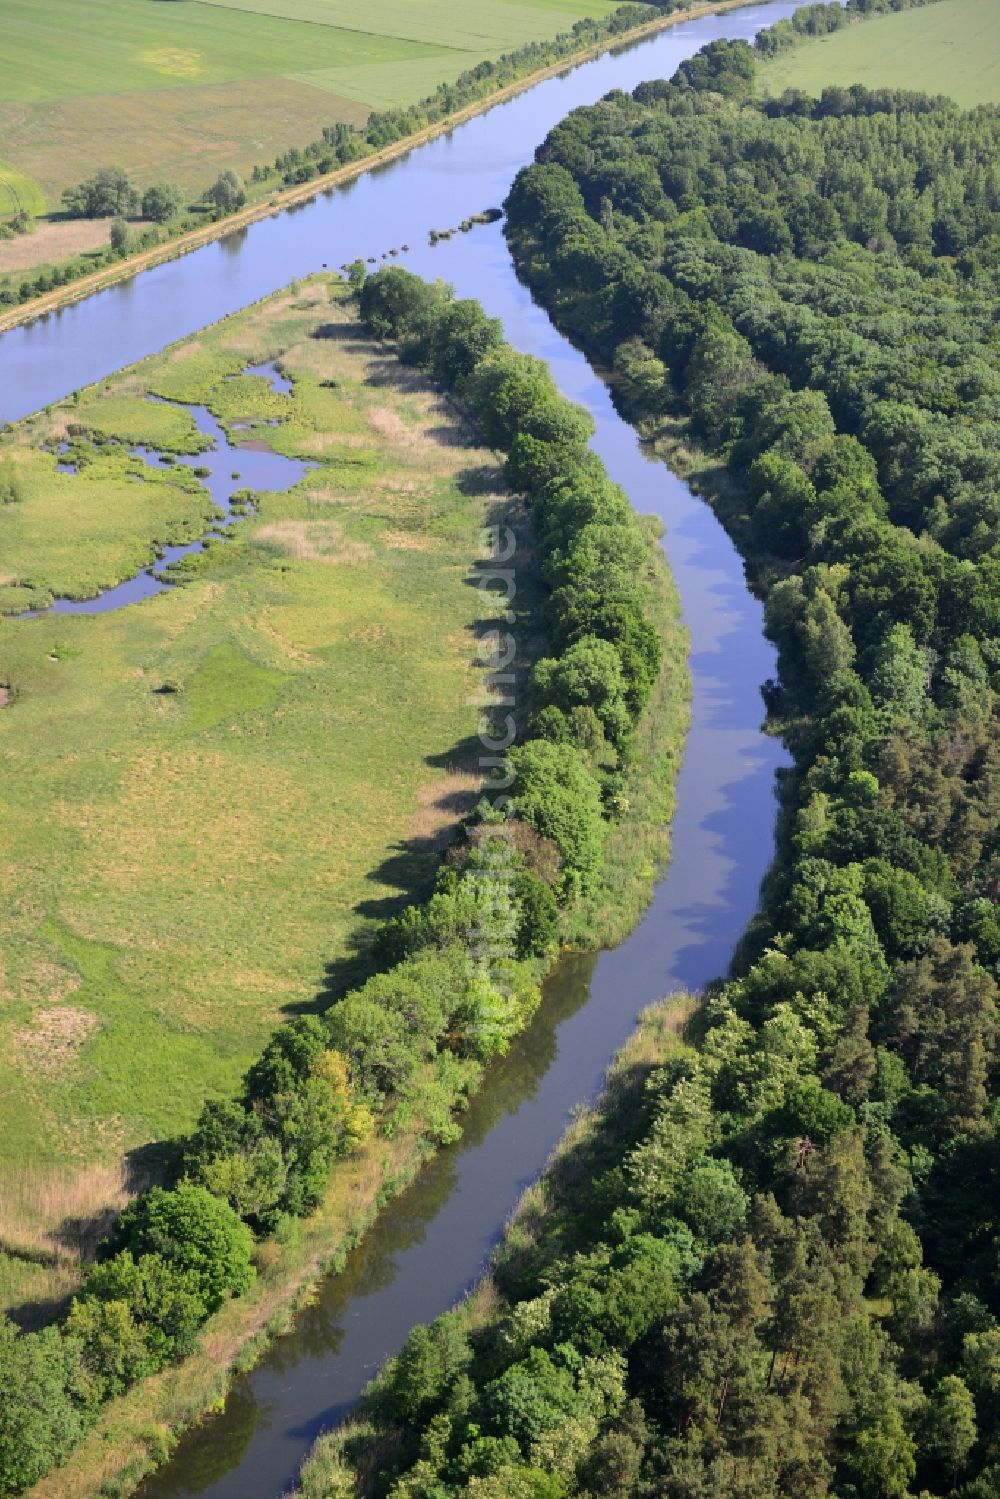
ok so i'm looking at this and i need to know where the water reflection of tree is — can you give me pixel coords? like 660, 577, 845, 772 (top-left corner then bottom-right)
136, 1383, 262, 1498
142, 947, 600, 1492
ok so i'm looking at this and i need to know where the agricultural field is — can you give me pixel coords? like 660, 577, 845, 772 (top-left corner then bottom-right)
0, 277, 530, 1322
0, 0, 618, 252
759, 0, 1000, 107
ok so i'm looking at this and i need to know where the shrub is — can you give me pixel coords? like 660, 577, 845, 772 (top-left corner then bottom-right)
508, 741, 605, 898
118, 1184, 255, 1312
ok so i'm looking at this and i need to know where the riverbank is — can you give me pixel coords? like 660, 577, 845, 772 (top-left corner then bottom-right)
294, 989, 697, 1499
0, 0, 759, 340
13, 273, 690, 1496
1, 276, 516, 1325
25, 538, 688, 1499
492, 38, 1000, 1489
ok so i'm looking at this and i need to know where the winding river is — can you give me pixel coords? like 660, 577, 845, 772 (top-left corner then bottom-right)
0, 3, 813, 1494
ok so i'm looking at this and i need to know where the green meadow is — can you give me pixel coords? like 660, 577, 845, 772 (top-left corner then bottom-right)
0, 0, 618, 223
0, 162, 46, 222
760, 0, 1000, 107
0, 278, 527, 1318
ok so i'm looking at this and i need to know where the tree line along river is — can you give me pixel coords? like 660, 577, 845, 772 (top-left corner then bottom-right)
1, 4, 809, 1495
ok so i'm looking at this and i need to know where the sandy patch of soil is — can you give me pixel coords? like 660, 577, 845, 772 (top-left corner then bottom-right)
13, 1005, 99, 1075
167, 338, 202, 362
381, 528, 440, 552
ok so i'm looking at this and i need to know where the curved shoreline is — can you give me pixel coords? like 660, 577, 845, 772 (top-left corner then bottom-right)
0, 0, 758, 340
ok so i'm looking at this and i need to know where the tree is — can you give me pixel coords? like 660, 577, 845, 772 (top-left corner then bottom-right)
675, 1157, 749, 1245
386, 1313, 472, 1421
532, 637, 632, 751
0, 1318, 93, 1494
482, 1347, 590, 1449
64, 1295, 154, 1397
882, 937, 998, 1139
820, 1006, 876, 1104
119, 1183, 255, 1312
359, 265, 450, 342
921, 1375, 977, 1485
429, 299, 504, 388
244, 1015, 329, 1102
80, 1249, 207, 1365
508, 741, 605, 898
141, 181, 183, 223
207, 170, 246, 212
109, 217, 132, 257
61, 165, 138, 218
463, 349, 587, 453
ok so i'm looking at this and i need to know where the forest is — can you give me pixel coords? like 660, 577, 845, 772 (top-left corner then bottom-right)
294, 8, 1000, 1498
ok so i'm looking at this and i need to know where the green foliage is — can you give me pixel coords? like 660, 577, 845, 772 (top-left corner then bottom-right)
0, 263, 676, 1491
0, 1318, 93, 1496
118, 1183, 255, 1312
206, 170, 246, 212
141, 182, 183, 224
109, 217, 132, 257
77, 1249, 207, 1368
508, 741, 605, 899
486, 15, 1000, 1495
62, 165, 138, 219
385, 1313, 472, 1423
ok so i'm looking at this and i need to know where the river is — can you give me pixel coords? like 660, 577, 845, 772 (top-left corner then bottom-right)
0, 3, 810, 1495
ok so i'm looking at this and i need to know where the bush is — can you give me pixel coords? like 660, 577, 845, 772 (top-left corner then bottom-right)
62, 166, 138, 219
206, 170, 246, 212
141, 182, 183, 224
0, 1317, 94, 1494
118, 1184, 255, 1312
508, 741, 605, 898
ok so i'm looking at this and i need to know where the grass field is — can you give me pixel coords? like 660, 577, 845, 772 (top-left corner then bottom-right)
0, 0, 618, 241
760, 0, 1000, 107
0, 277, 536, 1321
0, 161, 46, 223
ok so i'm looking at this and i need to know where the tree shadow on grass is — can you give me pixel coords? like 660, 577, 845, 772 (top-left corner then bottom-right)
3, 1131, 182, 1331
287, 499, 542, 1023
285, 733, 485, 1017
285, 475, 539, 1022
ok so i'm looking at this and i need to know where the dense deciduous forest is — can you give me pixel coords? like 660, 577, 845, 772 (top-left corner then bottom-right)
296, 12, 1000, 1499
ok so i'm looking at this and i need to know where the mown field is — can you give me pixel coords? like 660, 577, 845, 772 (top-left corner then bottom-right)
0, 0, 618, 238
0, 277, 528, 1321
759, 0, 1000, 107
0, 161, 46, 221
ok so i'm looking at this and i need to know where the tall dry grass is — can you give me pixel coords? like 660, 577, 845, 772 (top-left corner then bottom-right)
0, 1161, 137, 1323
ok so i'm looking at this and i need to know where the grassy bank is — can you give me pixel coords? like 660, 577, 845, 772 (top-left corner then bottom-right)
5, 266, 692, 1499
25, 588, 689, 1499
295, 991, 697, 1498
